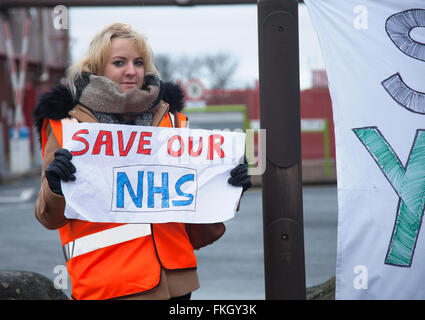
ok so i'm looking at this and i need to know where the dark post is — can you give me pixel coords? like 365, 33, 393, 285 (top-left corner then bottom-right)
258, 0, 306, 299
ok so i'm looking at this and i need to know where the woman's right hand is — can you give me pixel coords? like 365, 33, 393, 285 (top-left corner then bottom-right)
45, 148, 76, 195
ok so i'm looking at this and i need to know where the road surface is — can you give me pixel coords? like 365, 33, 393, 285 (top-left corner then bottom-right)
0, 176, 337, 299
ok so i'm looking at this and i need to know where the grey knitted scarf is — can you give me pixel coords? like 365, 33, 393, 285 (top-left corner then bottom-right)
74, 72, 163, 126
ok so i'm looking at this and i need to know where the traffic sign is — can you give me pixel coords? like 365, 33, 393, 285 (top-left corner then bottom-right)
185, 79, 206, 101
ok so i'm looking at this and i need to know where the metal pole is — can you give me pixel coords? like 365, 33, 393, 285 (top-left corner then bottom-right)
258, 0, 306, 299
0, 0, 256, 8
0, 0, 304, 8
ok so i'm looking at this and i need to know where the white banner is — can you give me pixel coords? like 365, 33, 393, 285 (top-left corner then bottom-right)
61, 122, 245, 224
305, 0, 425, 299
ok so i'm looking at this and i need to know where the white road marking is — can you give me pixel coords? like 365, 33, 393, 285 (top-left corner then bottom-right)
0, 188, 35, 203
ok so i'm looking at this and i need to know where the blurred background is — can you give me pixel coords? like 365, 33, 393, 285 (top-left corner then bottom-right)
0, 3, 337, 299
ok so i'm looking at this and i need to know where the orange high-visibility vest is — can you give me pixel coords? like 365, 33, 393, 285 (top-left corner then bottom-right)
41, 111, 196, 300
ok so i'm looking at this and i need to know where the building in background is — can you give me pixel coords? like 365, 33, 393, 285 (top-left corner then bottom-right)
184, 70, 336, 184
0, 7, 69, 175
300, 70, 336, 183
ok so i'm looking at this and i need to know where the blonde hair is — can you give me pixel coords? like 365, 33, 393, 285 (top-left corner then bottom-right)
67, 22, 158, 97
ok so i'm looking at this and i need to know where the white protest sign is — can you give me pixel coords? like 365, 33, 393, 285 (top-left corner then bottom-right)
61, 122, 245, 224
305, 0, 425, 299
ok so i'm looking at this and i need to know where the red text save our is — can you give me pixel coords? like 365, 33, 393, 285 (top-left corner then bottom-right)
70, 129, 225, 160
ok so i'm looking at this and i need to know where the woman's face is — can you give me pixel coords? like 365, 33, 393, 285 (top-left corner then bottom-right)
103, 38, 145, 93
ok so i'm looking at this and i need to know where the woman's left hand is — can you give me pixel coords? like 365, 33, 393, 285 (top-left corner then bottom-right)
228, 158, 252, 192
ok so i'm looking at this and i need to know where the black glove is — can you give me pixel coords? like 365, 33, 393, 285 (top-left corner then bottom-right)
45, 148, 76, 195
228, 157, 252, 192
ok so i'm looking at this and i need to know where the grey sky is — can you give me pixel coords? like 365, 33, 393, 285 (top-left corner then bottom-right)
69, 4, 324, 89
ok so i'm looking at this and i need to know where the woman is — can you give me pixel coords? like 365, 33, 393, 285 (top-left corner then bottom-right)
33, 22, 251, 300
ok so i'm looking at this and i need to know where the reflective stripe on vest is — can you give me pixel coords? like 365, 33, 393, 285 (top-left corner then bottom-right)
63, 223, 151, 262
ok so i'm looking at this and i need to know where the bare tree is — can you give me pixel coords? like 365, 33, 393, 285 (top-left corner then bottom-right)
202, 53, 239, 89
155, 54, 177, 82
176, 55, 203, 82
154, 53, 239, 89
